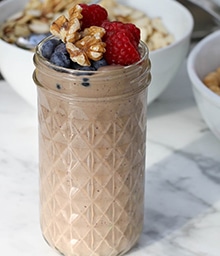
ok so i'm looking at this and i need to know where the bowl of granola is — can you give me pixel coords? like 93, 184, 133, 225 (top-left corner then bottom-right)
0, 0, 193, 108
187, 30, 220, 141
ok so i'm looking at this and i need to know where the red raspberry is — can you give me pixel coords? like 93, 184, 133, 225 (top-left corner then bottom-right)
80, 4, 108, 30
101, 21, 140, 47
123, 23, 140, 45
101, 20, 125, 34
104, 31, 140, 66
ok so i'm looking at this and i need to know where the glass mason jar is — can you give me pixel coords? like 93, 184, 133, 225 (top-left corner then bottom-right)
33, 36, 151, 256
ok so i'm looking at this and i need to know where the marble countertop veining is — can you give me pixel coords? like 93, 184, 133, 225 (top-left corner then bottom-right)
1, 59, 220, 256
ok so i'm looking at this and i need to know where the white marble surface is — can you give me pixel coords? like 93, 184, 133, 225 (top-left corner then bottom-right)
1, 59, 220, 256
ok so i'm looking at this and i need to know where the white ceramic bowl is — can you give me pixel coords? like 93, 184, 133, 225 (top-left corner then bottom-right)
0, 0, 193, 108
187, 30, 220, 141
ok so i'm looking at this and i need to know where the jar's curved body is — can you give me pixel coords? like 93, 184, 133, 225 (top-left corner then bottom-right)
33, 36, 151, 256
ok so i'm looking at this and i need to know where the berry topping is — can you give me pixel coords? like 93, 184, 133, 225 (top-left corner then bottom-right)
45, 3, 141, 68
53, 42, 66, 53
91, 58, 107, 70
101, 21, 140, 48
104, 31, 140, 66
101, 21, 141, 65
48, 41, 71, 68
71, 62, 96, 71
79, 4, 108, 30
41, 38, 60, 59
50, 50, 71, 68
41, 38, 106, 71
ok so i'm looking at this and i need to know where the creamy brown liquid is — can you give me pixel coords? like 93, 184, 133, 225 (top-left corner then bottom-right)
34, 40, 150, 256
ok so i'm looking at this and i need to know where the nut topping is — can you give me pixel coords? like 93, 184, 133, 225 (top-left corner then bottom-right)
66, 34, 106, 66
50, 5, 83, 43
50, 5, 106, 66
50, 15, 70, 41
82, 26, 106, 39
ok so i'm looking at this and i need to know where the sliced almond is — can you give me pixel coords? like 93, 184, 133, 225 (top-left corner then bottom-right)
14, 24, 30, 37
29, 20, 50, 34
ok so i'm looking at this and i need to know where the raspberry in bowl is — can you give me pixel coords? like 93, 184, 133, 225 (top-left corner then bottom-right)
33, 3, 151, 256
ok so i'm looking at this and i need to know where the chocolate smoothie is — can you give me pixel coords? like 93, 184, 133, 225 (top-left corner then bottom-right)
33, 37, 150, 256
32, 2, 152, 254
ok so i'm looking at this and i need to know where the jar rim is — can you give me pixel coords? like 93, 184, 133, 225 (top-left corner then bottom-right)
33, 35, 151, 99
35, 35, 150, 76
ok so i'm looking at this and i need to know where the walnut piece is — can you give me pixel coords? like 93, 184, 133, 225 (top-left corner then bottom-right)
82, 26, 106, 39
50, 4, 106, 66
50, 4, 82, 43
66, 33, 106, 66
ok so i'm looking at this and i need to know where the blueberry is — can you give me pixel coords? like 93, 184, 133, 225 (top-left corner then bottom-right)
54, 42, 67, 53
71, 62, 96, 71
50, 51, 71, 68
41, 39, 60, 59
91, 58, 107, 70
77, 66, 95, 76
79, 66, 96, 71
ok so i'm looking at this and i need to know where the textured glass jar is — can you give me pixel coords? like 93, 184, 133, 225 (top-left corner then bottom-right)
33, 36, 151, 256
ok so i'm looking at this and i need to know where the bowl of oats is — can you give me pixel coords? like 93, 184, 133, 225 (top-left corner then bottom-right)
187, 30, 220, 141
0, 0, 193, 108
